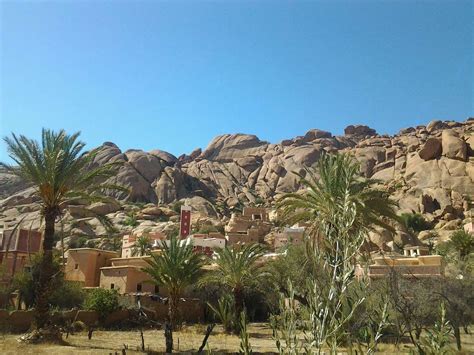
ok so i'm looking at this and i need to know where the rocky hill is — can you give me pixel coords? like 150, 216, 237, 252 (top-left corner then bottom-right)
0, 118, 473, 249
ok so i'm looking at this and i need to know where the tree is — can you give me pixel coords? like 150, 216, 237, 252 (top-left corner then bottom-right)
142, 235, 205, 330
2, 129, 123, 330
448, 229, 473, 259
399, 213, 431, 235
201, 243, 266, 325
131, 234, 152, 256
83, 288, 120, 322
273, 153, 399, 353
276, 153, 398, 246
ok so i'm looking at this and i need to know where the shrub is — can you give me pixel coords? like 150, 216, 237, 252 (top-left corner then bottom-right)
400, 213, 431, 234
50, 281, 85, 310
83, 288, 120, 321
123, 213, 139, 227
449, 229, 473, 259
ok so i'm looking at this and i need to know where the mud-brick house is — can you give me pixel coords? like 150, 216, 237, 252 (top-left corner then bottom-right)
225, 207, 272, 245
99, 255, 159, 294
64, 248, 119, 287
0, 228, 43, 281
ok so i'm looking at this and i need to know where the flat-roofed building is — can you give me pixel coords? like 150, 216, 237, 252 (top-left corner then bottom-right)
361, 246, 444, 279
274, 227, 305, 249
65, 248, 119, 287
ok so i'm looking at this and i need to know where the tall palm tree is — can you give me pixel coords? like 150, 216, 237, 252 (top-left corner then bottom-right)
201, 243, 266, 320
142, 235, 205, 330
2, 129, 123, 329
276, 153, 398, 245
131, 234, 152, 256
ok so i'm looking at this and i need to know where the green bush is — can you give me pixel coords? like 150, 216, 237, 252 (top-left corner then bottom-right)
122, 213, 139, 227
11, 254, 84, 310
50, 281, 85, 310
399, 213, 431, 234
83, 288, 120, 321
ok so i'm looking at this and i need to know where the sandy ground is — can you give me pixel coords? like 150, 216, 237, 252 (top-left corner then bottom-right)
0, 324, 473, 354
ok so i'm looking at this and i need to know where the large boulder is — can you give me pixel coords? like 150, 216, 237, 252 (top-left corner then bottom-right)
199, 134, 268, 162
303, 129, 332, 141
125, 150, 164, 183
441, 130, 467, 161
418, 138, 442, 160
344, 125, 377, 137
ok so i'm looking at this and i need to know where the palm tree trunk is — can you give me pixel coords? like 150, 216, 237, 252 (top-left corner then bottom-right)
34, 209, 56, 329
234, 286, 245, 321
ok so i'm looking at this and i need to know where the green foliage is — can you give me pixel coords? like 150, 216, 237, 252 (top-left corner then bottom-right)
448, 229, 473, 259
83, 288, 119, 321
239, 311, 253, 354
122, 213, 139, 227
69, 236, 89, 249
271, 281, 303, 355
277, 153, 399, 240
201, 243, 267, 323
49, 281, 85, 310
131, 234, 152, 256
207, 294, 236, 333
172, 201, 184, 214
11, 254, 84, 310
142, 234, 205, 328
400, 213, 431, 234
418, 303, 453, 355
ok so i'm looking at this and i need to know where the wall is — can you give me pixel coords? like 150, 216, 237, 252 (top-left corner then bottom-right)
0, 302, 205, 332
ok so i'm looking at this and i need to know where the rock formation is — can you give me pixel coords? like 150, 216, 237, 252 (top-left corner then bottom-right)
0, 118, 472, 249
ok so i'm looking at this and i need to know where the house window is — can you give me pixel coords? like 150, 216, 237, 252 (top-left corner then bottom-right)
253, 214, 262, 220
111, 283, 115, 289
136, 283, 142, 292
74, 263, 79, 270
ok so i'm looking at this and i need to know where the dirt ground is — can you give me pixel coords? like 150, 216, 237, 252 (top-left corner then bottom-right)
0, 324, 473, 354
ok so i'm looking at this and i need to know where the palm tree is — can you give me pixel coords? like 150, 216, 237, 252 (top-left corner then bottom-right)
131, 234, 152, 256
201, 243, 266, 321
142, 235, 205, 330
276, 153, 398, 246
2, 129, 123, 330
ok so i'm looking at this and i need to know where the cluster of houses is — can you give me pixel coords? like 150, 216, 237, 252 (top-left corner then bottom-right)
1, 205, 471, 299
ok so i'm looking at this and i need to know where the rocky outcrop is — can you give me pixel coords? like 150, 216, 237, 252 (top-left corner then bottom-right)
1, 118, 473, 243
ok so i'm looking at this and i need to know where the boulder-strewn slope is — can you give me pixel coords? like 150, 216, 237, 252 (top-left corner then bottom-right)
0, 118, 472, 246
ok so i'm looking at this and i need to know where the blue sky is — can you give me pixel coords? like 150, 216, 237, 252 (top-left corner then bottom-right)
1, 0, 472, 160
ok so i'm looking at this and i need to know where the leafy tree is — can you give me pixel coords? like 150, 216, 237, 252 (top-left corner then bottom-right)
448, 229, 473, 259
142, 234, 205, 329
131, 234, 152, 256
276, 153, 398, 246
201, 243, 266, 323
83, 288, 119, 321
399, 213, 431, 234
12, 253, 84, 310
2, 129, 124, 329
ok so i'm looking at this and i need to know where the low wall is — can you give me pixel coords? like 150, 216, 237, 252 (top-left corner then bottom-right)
0, 299, 205, 332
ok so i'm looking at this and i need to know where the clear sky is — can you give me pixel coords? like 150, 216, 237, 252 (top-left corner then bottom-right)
1, 0, 472, 160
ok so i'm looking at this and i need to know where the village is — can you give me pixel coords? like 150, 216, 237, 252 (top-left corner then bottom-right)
1, 204, 466, 312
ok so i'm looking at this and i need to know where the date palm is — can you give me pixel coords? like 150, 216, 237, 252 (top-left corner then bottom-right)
201, 243, 266, 321
131, 234, 152, 256
276, 153, 398, 245
2, 129, 123, 330
142, 235, 205, 330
